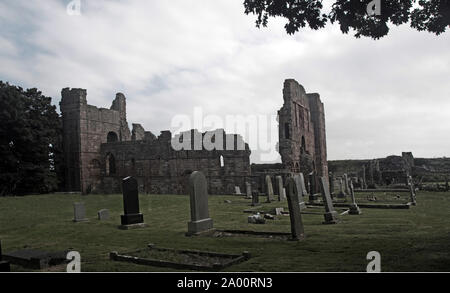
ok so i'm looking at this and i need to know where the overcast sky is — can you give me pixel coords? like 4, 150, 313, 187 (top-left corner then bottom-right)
1, 0, 449, 163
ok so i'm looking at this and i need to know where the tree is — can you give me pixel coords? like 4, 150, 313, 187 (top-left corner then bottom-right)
243, 0, 450, 39
0, 81, 62, 196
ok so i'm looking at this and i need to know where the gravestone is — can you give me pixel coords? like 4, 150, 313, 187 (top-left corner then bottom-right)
285, 177, 305, 240
349, 182, 361, 215
0, 240, 10, 272
251, 190, 260, 206
265, 175, 275, 202
337, 178, 346, 198
276, 176, 284, 201
343, 173, 350, 194
408, 176, 417, 205
73, 202, 88, 222
293, 174, 306, 210
98, 209, 110, 220
234, 186, 243, 196
245, 182, 252, 199
275, 207, 284, 216
329, 172, 335, 196
120, 176, 145, 229
319, 177, 339, 224
187, 171, 214, 235
308, 172, 319, 202
299, 173, 308, 197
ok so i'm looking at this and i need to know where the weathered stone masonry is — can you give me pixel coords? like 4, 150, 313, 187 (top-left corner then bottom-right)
60, 79, 328, 195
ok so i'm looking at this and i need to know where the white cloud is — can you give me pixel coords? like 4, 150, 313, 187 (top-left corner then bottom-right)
0, 0, 449, 163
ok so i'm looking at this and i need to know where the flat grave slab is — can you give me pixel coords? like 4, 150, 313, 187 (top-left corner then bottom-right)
110, 244, 250, 271
2, 249, 67, 269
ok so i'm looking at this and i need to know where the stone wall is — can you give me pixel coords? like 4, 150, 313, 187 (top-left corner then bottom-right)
100, 130, 251, 194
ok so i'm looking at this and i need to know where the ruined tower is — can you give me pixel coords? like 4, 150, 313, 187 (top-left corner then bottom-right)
60, 89, 131, 193
278, 79, 328, 180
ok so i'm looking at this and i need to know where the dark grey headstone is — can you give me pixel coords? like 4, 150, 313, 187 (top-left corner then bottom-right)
187, 171, 213, 235
98, 209, 110, 220
251, 190, 260, 206
2, 249, 66, 270
276, 176, 285, 201
319, 177, 338, 224
120, 176, 144, 226
285, 177, 305, 240
73, 202, 88, 222
408, 176, 417, 205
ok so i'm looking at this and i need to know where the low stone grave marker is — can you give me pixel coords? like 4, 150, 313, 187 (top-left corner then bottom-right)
98, 209, 110, 220
248, 213, 266, 224
110, 244, 251, 271
73, 202, 88, 222
2, 249, 67, 270
245, 182, 252, 199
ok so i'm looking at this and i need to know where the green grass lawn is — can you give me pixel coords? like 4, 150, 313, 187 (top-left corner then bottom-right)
0, 191, 449, 272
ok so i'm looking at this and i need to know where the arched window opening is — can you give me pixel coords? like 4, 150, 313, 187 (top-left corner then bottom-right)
107, 131, 118, 143
301, 136, 306, 151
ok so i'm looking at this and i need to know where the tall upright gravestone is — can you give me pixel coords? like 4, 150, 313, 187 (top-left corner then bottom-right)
119, 176, 146, 229
186, 171, 214, 236
349, 182, 361, 215
276, 176, 285, 201
319, 177, 339, 224
293, 174, 307, 210
285, 178, 305, 240
245, 182, 252, 199
265, 175, 274, 202
0, 240, 11, 272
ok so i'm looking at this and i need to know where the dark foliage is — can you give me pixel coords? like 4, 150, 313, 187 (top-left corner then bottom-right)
0, 81, 63, 196
243, 0, 450, 39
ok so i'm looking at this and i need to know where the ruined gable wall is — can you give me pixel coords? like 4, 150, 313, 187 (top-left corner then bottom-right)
278, 79, 328, 182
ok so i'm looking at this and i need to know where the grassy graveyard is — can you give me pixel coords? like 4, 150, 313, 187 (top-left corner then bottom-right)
0, 191, 449, 272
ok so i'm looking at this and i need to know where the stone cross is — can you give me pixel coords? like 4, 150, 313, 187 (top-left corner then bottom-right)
120, 176, 145, 227
319, 177, 338, 224
285, 177, 305, 240
73, 202, 88, 222
348, 182, 361, 215
187, 171, 214, 235
245, 182, 252, 199
265, 175, 274, 202
276, 176, 284, 201
293, 174, 306, 210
